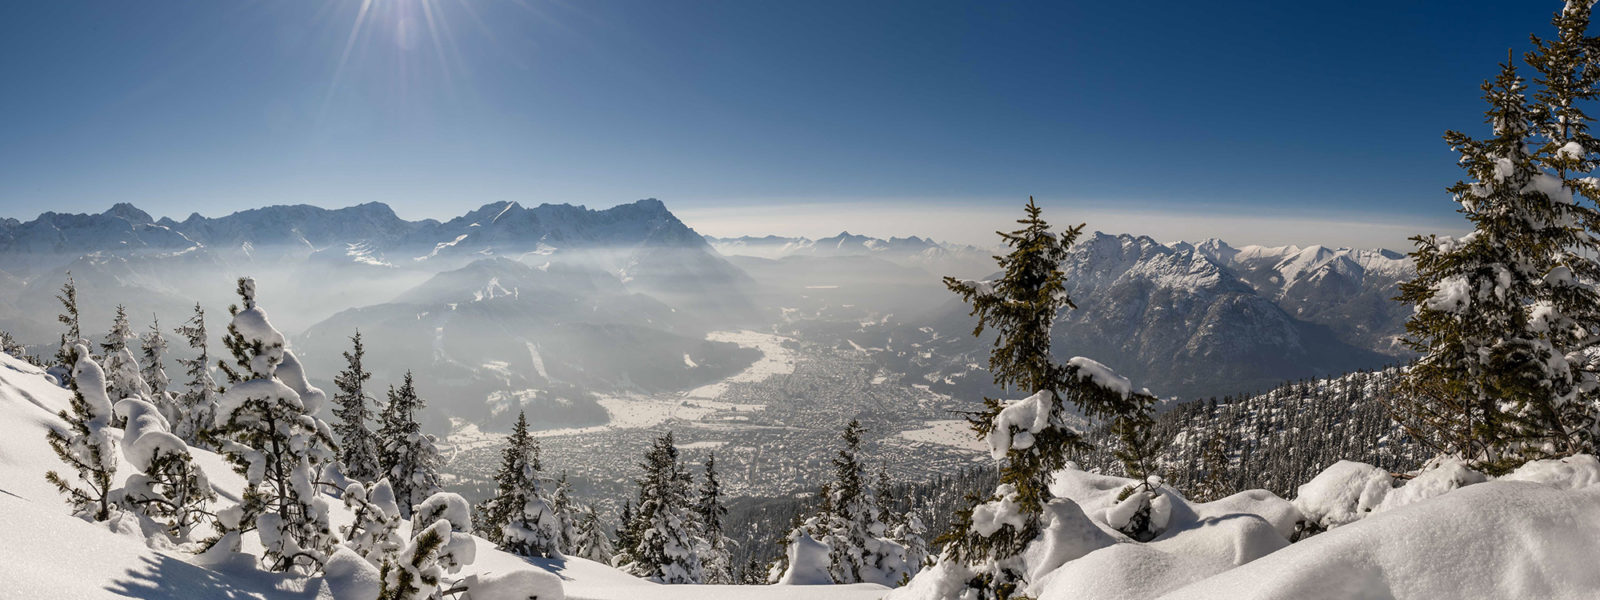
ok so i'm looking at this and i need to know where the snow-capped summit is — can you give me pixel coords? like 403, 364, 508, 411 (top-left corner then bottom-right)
1183, 238, 1414, 354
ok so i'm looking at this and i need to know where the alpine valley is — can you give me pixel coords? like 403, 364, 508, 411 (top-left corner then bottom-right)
0, 200, 1415, 506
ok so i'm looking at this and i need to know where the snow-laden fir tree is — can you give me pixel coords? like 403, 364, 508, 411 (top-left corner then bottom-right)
617, 432, 704, 584
802, 419, 909, 586
378, 371, 441, 517
926, 198, 1159, 599
1188, 430, 1233, 503
380, 492, 476, 600
552, 470, 577, 553
484, 410, 563, 558
44, 345, 118, 522
333, 330, 382, 483
53, 273, 82, 374
173, 303, 219, 446
1395, 9, 1600, 474
878, 465, 930, 579
0, 329, 28, 362
1110, 389, 1160, 479
695, 451, 735, 584
116, 397, 214, 538
569, 503, 616, 564
140, 315, 178, 424
765, 505, 809, 583
615, 499, 639, 561
208, 277, 339, 573
343, 478, 405, 567
101, 306, 152, 418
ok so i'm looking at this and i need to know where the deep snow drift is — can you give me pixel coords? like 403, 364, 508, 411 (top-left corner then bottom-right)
891, 455, 1600, 600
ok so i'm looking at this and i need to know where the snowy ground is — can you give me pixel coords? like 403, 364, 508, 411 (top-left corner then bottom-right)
897, 419, 986, 452
0, 354, 887, 600
684, 330, 799, 400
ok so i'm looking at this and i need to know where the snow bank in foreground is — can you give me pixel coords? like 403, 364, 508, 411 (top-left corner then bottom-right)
1166, 481, 1600, 599
897, 451, 1600, 600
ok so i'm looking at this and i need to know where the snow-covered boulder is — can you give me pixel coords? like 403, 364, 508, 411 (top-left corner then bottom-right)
1195, 490, 1301, 540
1376, 457, 1486, 512
1501, 454, 1600, 490
777, 532, 833, 585
1291, 460, 1392, 531
323, 547, 382, 600
462, 569, 567, 600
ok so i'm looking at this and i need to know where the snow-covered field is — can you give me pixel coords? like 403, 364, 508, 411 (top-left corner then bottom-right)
897, 419, 987, 453
685, 330, 799, 400
455, 330, 794, 442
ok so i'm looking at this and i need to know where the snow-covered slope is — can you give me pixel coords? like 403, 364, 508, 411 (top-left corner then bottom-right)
0, 353, 885, 600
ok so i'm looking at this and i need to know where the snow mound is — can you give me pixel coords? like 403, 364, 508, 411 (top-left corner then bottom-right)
462, 568, 566, 600
1167, 481, 1600, 599
777, 532, 833, 585
1291, 460, 1392, 530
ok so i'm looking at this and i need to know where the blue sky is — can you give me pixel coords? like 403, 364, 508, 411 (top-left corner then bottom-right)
0, 1, 1568, 247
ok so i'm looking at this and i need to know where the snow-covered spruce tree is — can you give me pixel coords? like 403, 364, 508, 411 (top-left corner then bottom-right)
1394, 29, 1600, 473
765, 505, 809, 583
569, 503, 616, 564
618, 432, 704, 584
53, 273, 82, 374
1105, 475, 1172, 543
614, 499, 639, 561
1188, 429, 1234, 503
140, 315, 178, 425
44, 345, 118, 522
485, 410, 562, 558
379, 492, 476, 600
806, 419, 909, 586
116, 397, 214, 538
878, 465, 929, 579
342, 478, 405, 567
552, 470, 577, 553
695, 452, 735, 584
0, 329, 27, 362
208, 277, 339, 573
173, 303, 219, 446
333, 330, 382, 483
932, 198, 1158, 598
742, 556, 771, 585
1110, 389, 1160, 479
101, 305, 152, 416
378, 371, 441, 517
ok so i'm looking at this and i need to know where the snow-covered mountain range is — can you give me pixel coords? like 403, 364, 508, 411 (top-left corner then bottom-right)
0, 200, 1418, 427
856, 232, 1414, 400
0, 200, 759, 430
706, 232, 996, 276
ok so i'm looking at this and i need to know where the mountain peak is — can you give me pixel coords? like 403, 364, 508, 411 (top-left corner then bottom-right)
631, 198, 667, 211
102, 203, 153, 224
